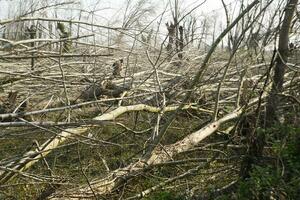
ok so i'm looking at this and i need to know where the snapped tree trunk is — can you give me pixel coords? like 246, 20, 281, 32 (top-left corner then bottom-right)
166, 22, 175, 53
26, 25, 36, 70
178, 25, 184, 59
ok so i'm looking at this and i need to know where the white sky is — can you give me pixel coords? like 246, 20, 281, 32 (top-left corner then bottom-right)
0, 0, 284, 48
0, 0, 235, 20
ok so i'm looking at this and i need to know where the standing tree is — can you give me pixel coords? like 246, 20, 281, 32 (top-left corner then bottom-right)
57, 22, 71, 53
266, 0, 298, 126
26, 24, 36, 70
166, 22, 176, 53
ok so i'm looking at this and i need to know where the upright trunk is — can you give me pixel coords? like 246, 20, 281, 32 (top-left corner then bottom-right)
266, 0, 298, 127
178, 26, 184, 59
27, 25, 36, 70
174, 0, 179, 53
166, 22, 175, 53
240, 0, 298, 181
48, 22, 53, 51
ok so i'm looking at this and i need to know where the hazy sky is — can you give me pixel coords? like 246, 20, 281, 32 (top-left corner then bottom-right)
0, 0, 235, 20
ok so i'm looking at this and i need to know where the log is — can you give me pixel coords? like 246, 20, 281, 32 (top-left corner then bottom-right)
0, 104, 210, 184
48, 106, 244, 199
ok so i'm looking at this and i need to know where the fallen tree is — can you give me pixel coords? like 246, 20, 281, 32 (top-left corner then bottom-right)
48, 70, 299, 198
0, 103, 211, 184
47, 94, 261, 199
0, 0, 262, 187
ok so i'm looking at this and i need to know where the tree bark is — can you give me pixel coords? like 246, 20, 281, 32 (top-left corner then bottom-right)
178, 25, 184, 59
166, 22, 175, 53
0, 104, 210, 185
266, 0, 298, 127
48, 91, 272, 199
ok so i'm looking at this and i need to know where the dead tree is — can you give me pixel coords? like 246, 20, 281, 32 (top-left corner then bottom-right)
26, 25, 37, 70
112, 59, 124, 78
166, 22, 176, 53
57, 22, 71, 52
178, 25, 184, 59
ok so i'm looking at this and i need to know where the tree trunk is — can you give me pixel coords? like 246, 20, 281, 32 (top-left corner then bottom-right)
266, 0, 298, 127
166, 22, 175, 53
178, 25, 184, 59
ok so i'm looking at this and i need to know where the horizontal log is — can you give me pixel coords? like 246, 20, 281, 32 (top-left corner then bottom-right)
0, 103, 211, 184
0, 53, 113, 59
